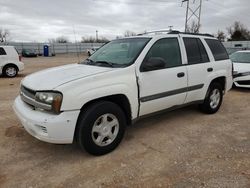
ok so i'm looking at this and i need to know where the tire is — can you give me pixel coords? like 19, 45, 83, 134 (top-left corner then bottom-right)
199, 82, 223, 114
3, 65, 18, 78
76, 101, 126, 155
88, 51, 91, 56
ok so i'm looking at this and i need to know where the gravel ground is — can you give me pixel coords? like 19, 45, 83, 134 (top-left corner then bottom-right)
0, 54, 249, 188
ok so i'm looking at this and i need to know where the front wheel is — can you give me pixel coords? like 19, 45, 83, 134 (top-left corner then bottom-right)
199, 83, 223, 114
76, 101, 126, 155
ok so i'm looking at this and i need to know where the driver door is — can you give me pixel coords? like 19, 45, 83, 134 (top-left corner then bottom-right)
137, 37, 188, 116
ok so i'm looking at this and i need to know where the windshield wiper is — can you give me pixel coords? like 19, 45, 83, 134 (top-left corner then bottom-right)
80, 58, 95, 65
95, 61, 114, 67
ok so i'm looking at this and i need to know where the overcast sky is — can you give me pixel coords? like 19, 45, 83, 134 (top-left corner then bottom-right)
0, 0, 250, 42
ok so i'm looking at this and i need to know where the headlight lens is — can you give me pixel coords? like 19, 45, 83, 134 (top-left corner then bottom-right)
35, 92, 63, 113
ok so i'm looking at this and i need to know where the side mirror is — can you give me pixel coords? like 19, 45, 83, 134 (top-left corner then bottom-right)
142, 57, 166, 72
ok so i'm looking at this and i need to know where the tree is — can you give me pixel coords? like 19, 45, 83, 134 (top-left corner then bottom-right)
216, 30, 226, 42
0, 28, 10, 43
81, 36, 96, 43
124, 30, 136, 37
81, 36, 109, 43
186, 20, 200, 33
97, 37, 109, 43
56, 36, 69, 43
227, 21, 250, 41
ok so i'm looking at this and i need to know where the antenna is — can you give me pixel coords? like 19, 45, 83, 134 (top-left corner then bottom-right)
182, 0, 206, 33
168, 26, 173, 31
96, 30, 98, 42
73, 25, 80, 63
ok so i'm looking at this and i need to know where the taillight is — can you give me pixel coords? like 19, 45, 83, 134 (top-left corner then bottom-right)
19, 55, 22, 62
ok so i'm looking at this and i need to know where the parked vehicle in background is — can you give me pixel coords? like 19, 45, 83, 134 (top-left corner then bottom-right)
0, 46, 24, 77
230, 50, 250, 88
22, 49, 37, 57
87, 47, 100, 56
13, 31, 233, 155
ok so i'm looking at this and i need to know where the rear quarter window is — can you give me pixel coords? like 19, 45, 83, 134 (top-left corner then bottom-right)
205, 39, 229, 61
0, 47, 7, 55
183, 37, 209, 64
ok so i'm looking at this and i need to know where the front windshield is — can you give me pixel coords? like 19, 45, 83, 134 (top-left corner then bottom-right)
230, 52, 250, 63
25, 49, 34, 53
81, 38, 151, 67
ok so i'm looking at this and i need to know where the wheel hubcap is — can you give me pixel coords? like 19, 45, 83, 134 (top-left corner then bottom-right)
6, 67, 17, 77
210, 89, 220, 109
91, 113, 119, 147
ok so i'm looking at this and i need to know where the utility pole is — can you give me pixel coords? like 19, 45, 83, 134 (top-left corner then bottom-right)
96, 30, 98, 42
182, 0, 204, 33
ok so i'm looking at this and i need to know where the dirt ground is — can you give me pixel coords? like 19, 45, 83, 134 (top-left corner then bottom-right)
0, 54, 249, 188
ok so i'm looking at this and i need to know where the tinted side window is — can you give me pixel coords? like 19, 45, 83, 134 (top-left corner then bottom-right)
0, 47, 7, 55
143, 38, 182, 69
205, 39, 229, 61
183, 38, 209, 64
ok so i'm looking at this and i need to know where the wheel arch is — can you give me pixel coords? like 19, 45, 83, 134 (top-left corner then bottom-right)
80, 94, 132, 124
210, 76, 226, 91
205, 76, 226, 98
73, 94, 132, 142
3, 63, 19, 71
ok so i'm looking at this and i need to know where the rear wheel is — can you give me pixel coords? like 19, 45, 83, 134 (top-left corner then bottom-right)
3, 65, 18, 77
76, 101, 126, 155
199, 82, 223, 114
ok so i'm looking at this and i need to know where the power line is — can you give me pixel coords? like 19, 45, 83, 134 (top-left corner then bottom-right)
92, 0, 176, 6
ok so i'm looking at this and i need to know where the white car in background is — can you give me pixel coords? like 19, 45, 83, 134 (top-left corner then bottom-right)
0, 46, 24, 77
230, 51, 250, 88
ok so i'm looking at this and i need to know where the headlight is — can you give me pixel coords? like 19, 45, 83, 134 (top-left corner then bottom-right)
35, 92, 63, 113
240, 72, 250, 76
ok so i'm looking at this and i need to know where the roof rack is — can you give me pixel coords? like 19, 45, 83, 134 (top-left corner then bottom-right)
137, 29, 171, 36
137, 29, 214, 37
168, 30, 214, 37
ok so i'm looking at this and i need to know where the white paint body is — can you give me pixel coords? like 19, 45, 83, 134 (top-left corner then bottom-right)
0, 46, 24, 75
233, 63, 250, 88
232, 51, 250, 88
13, 34, 233, 144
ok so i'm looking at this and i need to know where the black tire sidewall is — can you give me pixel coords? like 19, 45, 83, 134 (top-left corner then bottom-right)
3, 66, 18, 77
200, 83, 223, 114
77, 101, 126, 155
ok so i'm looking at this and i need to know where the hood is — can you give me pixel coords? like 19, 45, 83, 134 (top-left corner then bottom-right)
233, 62, 250, 73
22, 64, 113, 90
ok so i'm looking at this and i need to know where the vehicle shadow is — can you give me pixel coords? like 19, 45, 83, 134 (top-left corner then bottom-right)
232, 87, 250, 93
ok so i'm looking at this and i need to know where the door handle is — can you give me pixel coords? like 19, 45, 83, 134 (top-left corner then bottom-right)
207, 68, 213, 72
177, 72, 185, 78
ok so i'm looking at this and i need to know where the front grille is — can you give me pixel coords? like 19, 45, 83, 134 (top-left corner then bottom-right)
20, 85, 36, 107
237, 80, 250, 85
21, 85, 36, 99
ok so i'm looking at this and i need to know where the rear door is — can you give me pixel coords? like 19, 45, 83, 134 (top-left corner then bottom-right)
137, 37, 188, 116
182, 37, 212, 103
0, 47, 7, 66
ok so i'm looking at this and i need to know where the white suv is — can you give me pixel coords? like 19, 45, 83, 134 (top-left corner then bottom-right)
13, 32, 233, 155
0, 46, 24, 77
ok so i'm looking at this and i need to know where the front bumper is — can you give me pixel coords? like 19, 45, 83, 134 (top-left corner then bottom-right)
13, 96, 80, 144
234, 75, 250, 88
